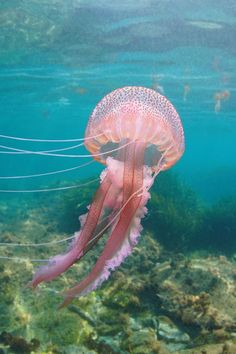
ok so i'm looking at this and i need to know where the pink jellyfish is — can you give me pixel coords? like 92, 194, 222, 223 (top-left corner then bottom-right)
29, 86, 185, 306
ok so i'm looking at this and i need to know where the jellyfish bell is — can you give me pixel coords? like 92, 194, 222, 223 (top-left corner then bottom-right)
29, 86, 185, 306
85, 86, 184, 171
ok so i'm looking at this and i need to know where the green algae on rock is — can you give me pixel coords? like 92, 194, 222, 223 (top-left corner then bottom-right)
1, 175, 236, 353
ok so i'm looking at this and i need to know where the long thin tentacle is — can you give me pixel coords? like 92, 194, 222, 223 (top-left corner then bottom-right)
0, 160, 94, 179
0, 132, 104, 143
0, 139, 134, 158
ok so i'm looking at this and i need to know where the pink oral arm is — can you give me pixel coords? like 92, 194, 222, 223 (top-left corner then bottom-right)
60, 142, 145, 306
29, 174, 112, 288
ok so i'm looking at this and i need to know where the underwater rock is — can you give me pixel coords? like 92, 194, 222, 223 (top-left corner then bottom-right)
157, 315, 190, 352
1, 184, 236, 353
0, 331, 40, 353
177, 341, 236, 354
63, 345, 97, 354
87, 334, 123, 354
123, 327, 161, 354
157, 315, 190, 344
147, 255, 236, 336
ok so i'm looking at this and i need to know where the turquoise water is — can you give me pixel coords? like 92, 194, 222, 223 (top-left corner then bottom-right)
0, 1, 236, 353
1, 2, 235, 201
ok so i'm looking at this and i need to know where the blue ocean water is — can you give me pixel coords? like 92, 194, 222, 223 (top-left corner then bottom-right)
0, 1, 236, 353
0, 1, 235, 202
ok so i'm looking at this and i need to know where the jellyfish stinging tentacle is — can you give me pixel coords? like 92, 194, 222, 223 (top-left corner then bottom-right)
30, 86, 185, 305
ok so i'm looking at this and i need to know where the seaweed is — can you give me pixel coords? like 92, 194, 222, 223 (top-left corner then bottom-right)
144, 171, 203, 252
1, 173, 236, 353
194, 197, 236, 255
